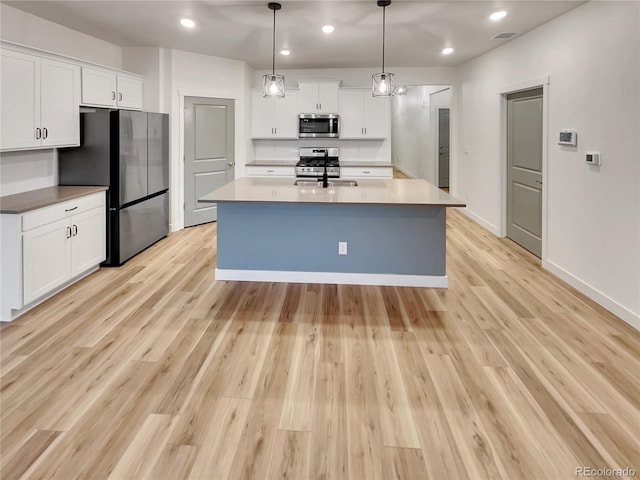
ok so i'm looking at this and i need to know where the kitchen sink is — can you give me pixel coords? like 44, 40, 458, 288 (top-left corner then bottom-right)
294, 179, 358, 187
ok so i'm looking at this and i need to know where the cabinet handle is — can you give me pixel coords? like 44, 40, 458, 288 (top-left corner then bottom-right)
43, 127, 48, 139
35, 128, 41, 139
274, 128, 277, 135
73, 224, 78, 236
267, 169, 275, 173
363, 170, 371, 174
112, 91, 116, 100
66, 226, 72, 239
119, 92, 123, 101
65, 206, 78, 212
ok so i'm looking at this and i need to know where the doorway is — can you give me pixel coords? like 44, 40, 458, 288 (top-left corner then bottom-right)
183, 96, 235, 227
437, 108, 450, 189
506, 88, 543, 257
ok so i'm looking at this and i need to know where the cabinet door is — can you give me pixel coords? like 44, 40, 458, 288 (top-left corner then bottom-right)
338, 91, 364, 138
363, 95, 389, 138
251, 91, 275, 138
70, 206, 106, 277
318, 83, 339, 113
298, 83, 319, 113
117, 75, 143, 110
41, 59, 80, 147
81, 67, 117, 107
23, 217, 71, 305
274, 92, 298, 138
0, 49, 41, 150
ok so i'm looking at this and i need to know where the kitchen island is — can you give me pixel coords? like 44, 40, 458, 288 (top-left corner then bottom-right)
200, 177, 465, 287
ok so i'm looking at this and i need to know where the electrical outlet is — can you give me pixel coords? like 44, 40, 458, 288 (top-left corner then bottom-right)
338, 241, 348, 255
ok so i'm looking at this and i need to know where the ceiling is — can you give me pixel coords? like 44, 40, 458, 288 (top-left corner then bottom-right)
3, 0, 584, 69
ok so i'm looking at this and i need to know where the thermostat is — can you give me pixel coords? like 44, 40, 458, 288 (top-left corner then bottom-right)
586, 152, 601, 166
558, 130, 577, 146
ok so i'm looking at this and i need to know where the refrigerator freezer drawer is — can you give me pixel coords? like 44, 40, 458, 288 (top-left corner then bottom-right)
117, 191, 169, 264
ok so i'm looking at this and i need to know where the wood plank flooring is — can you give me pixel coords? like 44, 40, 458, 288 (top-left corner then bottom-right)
1, 209, 639, 480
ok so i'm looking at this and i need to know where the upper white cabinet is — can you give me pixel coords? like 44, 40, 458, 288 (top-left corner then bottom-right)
0, 49, 80, 151
251, 90, 298, 138
298, 82, 339, 114
338, 89, 390, 139
81, 67, 143, 110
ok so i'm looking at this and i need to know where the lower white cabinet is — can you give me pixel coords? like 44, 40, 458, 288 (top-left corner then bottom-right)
1, 191, 106, 321
246, 165, 295, 177
340, 166, 393, 178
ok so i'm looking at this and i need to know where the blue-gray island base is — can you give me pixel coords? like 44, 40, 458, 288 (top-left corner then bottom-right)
200, 178, 466, 287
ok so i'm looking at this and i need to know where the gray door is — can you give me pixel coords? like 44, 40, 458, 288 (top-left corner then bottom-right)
119, 110, 148, 206
507, 88, 543, 257
438, 108, 450, 189
184, 97, 235, 227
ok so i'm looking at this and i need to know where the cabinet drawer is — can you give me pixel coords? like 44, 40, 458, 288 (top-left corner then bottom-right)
22, 192, 105, 232
340, 166, 393, 178
246, 166, 295, 177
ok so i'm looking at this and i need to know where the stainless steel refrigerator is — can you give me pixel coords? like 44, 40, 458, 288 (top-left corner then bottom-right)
59, 108, 169, 266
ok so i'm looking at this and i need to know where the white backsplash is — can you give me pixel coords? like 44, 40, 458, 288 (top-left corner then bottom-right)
252, 138, 391, 163
0, 149, 57, 196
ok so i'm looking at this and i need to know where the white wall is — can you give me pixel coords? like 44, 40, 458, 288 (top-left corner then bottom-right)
0, 3, 121, 69
169, 49, 252, 231
392, 86, 451, 182
455, 1, 640, 327
0, 150, 57, 196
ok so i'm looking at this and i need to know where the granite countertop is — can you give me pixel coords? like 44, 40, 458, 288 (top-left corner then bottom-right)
200, 177, 465, 207
0, 186, 108, 214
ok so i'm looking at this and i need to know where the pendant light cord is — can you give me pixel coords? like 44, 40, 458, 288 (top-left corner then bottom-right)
272, 7, 276, 75
382, 4, 386, 73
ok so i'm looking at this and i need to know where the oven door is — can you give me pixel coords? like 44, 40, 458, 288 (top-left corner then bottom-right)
298, 114, 339, 138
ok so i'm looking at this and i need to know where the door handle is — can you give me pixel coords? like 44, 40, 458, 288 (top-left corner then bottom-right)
66, 226, 72, 239
228, 161, 235, 167
35, 128, 41, 139
72, 224, 78, 236
535, 180, 543, 185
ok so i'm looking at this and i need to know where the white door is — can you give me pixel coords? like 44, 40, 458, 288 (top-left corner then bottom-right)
23, 218, 71, 304
273, 92, 299, 138
184, 97, 235, 227
318, 83, 339, 113
117, 75, 143, 110
81, 67, 117, 107
338, 91, 364, 138
507, 88, 543, 257
298, 83, 319, 112
0, 49, 40, 150
71, 207, 106, 276
363, 95, 389, 138
251, 91, 275, 138
40, 59, 80, 147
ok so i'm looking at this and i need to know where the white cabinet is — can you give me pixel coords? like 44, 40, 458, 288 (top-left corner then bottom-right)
341, 166, 393, 179
338, 89, 390, 139
246, 165, 295, 177
0, 49, 80, 151
1, 191, 106, 321
251, 90, 298, 138
298, 82, 339, 114
81, 67, 143, 110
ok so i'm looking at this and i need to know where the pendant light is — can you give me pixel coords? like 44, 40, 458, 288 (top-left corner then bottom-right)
372, 0, 395, 97
263, 2, 285, 98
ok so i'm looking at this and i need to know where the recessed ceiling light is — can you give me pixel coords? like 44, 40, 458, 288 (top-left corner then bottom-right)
322, 25, 335, 34
180, 18, 195, 28
489, 10, 507, 21
442, 47, 454, 55
280, 49, 290, 56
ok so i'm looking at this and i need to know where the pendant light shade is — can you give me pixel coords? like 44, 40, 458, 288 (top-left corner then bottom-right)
372, 0, 395, 97
263, 2, 285, 98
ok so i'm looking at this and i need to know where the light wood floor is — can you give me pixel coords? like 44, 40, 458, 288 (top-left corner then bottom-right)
1, 210, 639, 480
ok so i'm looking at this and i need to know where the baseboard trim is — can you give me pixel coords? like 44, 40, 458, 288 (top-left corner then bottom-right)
215, 268, 448, 288
391, 164, 417, 179
460, 208, 501, 236
543, 259, 639, 330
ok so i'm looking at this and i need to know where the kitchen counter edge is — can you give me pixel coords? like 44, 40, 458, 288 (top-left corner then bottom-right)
0, 186, 109, 214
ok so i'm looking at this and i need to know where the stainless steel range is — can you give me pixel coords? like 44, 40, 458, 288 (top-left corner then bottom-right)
296, 147, 340, 178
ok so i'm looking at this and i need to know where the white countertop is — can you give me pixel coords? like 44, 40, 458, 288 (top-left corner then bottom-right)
200, 177, 466, 207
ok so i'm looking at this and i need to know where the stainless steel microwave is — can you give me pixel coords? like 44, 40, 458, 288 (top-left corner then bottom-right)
298, 114, 339, 138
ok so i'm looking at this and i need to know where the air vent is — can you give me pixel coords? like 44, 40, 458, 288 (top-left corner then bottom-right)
492, 32, 518, 39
